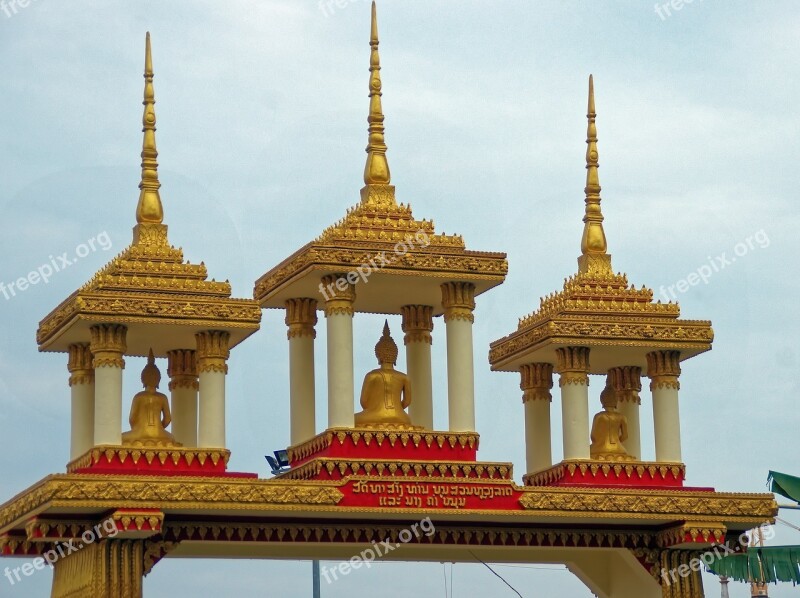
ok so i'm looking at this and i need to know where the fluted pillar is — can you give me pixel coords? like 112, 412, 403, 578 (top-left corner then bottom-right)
167, 350, 198, 447
441, 282, 476, 432
196, 331, 230, 449
68, 344, 95, 459
401, 305, 434, 430
286, 298, 318, 444
520, 363, 553, 473
647, 350, 682, 463
90, 324, 127, 446
322, 275, 356, 428
556, 346, 590, 460
608, 366, 642, 460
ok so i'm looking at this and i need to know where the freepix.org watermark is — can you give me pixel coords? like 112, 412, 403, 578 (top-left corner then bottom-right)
318, 0, 368, 19
660, 524, 775, 586
658, 229, 769, 302
320, 517, 436, 584
318, 229, 431, 301
0, 231, 112, 302
4, 518, 119, 587
1, 0, 38, 19
654, 0, 703, 21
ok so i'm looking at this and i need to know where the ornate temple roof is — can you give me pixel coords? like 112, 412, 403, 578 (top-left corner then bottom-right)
253, 2, 507, 315
37, 33, 261, 356
489, 76, 713, 373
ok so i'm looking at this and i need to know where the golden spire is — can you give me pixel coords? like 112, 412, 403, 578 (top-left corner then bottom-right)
135, 32, 164, 225
578, 74, 612, 275
363, 1, 391, 186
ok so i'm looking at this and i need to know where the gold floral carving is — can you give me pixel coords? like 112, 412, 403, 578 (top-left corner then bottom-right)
657, 522, 726, 547
489, 316, 712, 370
66, 446, 231, 473
555, 347, 590, 386
287, 428, 480, 463
50, 539, 146, 598
320, 274, 357, 317
90, 324, 128, 370
520, 363, 553, 403
285, 298, 318, 339
647, 350, 681, 391
255, 244, 507, 306
523, 460, 686, 487
159, 519, 658, 551
0, 476, 345, 531
401, 305, 433, 345
519, 488, 777, 519
166, 350, 198, 390
441, 282, 476, 323
196, 331, 230, 374
143, 539, 178, 576
67, 343, 94, 386
608, 366, 642, 404
282, 458, 513, 481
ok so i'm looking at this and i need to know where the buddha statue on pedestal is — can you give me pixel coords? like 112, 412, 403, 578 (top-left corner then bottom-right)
121, 349, 181, 447
354, 321, 414, 428
589, 382, 634, 461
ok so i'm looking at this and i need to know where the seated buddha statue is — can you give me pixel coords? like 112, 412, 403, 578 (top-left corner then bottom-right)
121, 349, 181, 447
589, 383, 634, 461
354, 321, 413, 428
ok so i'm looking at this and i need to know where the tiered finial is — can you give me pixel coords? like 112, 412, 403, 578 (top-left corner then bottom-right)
363, 1, 391, 186
578, 75, 611, 275
135, 32, 164, 225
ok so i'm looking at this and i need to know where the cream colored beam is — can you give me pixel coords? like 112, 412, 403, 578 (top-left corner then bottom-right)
647, 350, 682, 463
556, 347, 591, 460
521, 363, 553, 473
167, 350, 198, 447
608, 366, 642, 460
401, 305, 434, 430
196, 331, 230, 449
68, 344, 94, 459
322, 275, 356, 429
441, 282, 476, 432
90, 324, 127, 446
286, 298, 318, 445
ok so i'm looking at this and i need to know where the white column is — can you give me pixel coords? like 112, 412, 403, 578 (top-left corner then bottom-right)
90, 324, 127, 446
441, 282, 476, 432
609, 366, 642, 460
647, 350, 682, 463
286, 298, 318, 444
521, 363, 553, 473
196, 331, 230, 449
401, 305, 434, 430
556, 347, 591, 460
167, 350, 198, 447
68, 343, 95, 459
322, 275, 356, 429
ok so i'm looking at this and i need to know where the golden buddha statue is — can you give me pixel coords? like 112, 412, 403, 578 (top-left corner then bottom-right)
589, 383, 634, 461
121, 350, 181, 447
354, 321, 414, 428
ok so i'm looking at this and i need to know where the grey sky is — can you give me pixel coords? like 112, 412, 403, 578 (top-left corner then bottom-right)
0, 1, 798, 596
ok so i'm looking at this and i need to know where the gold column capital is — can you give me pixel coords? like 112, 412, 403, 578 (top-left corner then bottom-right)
67, 343, 94, 387
167, 349, 198, 391
401, 305, 434, 345
195, 331, 230, 374
555, 347, 590, 387
608, 366, 642, 405
321, 274, 357, 317
89, 324, 128, 369
441, 282, 476, 323
520, 363, 553, 403
285, 298, 318, 339
646, 350, 681, 391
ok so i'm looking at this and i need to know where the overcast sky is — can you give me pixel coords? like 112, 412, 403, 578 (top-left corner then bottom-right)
1, 1, 798, 596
